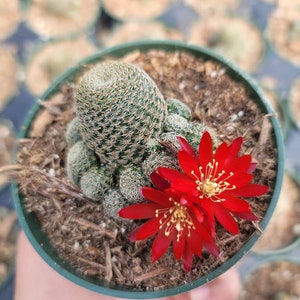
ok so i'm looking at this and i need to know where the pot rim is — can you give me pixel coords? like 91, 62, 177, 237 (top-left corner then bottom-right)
12, 40, 285, 299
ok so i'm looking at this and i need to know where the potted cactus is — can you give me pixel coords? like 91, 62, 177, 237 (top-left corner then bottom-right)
13, 41, 284, 298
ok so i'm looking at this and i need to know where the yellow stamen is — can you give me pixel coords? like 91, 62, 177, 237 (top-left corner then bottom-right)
191, 159, 236, 202
155, 197, 195, 241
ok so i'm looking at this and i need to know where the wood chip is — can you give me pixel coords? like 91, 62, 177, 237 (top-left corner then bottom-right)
29, 109, 55, 138
72, 217, 118, 240
134, 267, 170, 282
104, 242, 113, 282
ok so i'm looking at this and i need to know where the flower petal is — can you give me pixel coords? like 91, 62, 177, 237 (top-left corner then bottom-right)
132, 218, 161, 240
227, 137, 243, 160
229, 155, 252, 174
178, 150, 200, 179
213, 203, 239, 234
247, 162, 257, 174
198, 131, 213, 169
173, 233, 186, 260
200, 198, 215, 225
158, 167, 192, 183
158, 167, 196, 194
189, 205, 204, 223
214, 142, 229, 169
214, 137, 242, 171
230, 184, 269, 197
177, 136, 197, 159
152, 226, 173, 262
119, 203, 158, 219
150, 171, 170, 191
186, 234, 202, 258
171, 180, 198, 195
203, 239, 219, 257
232, 210, 259, 221
182, 245, 194, 272
226, 172, 253, 188
220, 195, 252, 213
141, 187, 171, 207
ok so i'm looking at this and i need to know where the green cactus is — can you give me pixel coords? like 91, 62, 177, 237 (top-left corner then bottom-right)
145, 137, 164, 154
164, 113, 189, 132
158, 132, 182, 151
142, 151, 179, 179
65, 117, 82, 148
146, 132, 182, 154
166, 98, 192, 120
80, 166, 112, 201
75, 61, 167, 170
181, 122, 219, 150
102, 189, 128, 218
119, 167, 149, 204
66, 141, 98, 185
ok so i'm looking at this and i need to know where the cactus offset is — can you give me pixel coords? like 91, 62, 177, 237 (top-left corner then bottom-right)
80, 166, 112, 201
164, 113, 189, 132
119, 167, 148, 203
66, 141, 98, 185
65, 117, 82, 148
102, 189, 128, 218
166, 98, 192, 120
142, 151, 179, 179
75, 61, 167, 169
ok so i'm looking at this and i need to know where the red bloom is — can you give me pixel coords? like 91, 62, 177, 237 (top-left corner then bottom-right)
119, 176, 218, 272
158, 131, 269, 236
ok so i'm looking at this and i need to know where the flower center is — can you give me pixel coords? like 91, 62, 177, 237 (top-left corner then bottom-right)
191, 159, 236, 202
155, 198, 195, 241
203, 179, 221, 196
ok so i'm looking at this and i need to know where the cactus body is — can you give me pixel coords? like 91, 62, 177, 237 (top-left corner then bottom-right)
181, 122, 219, 150
66, 141, 98, 185
103, 189, 128, 218
166, 98, 192, 120
75, 61, 167, 169
80, 166, 112, 201
65, 117, 82, 148
164, 113, 189, 132
142, 151, 179, 178
119, 167, 148, 203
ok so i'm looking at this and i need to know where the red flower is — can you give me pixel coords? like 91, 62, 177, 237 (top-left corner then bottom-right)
158, 131, 269, 236
119, 174, 218, 272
